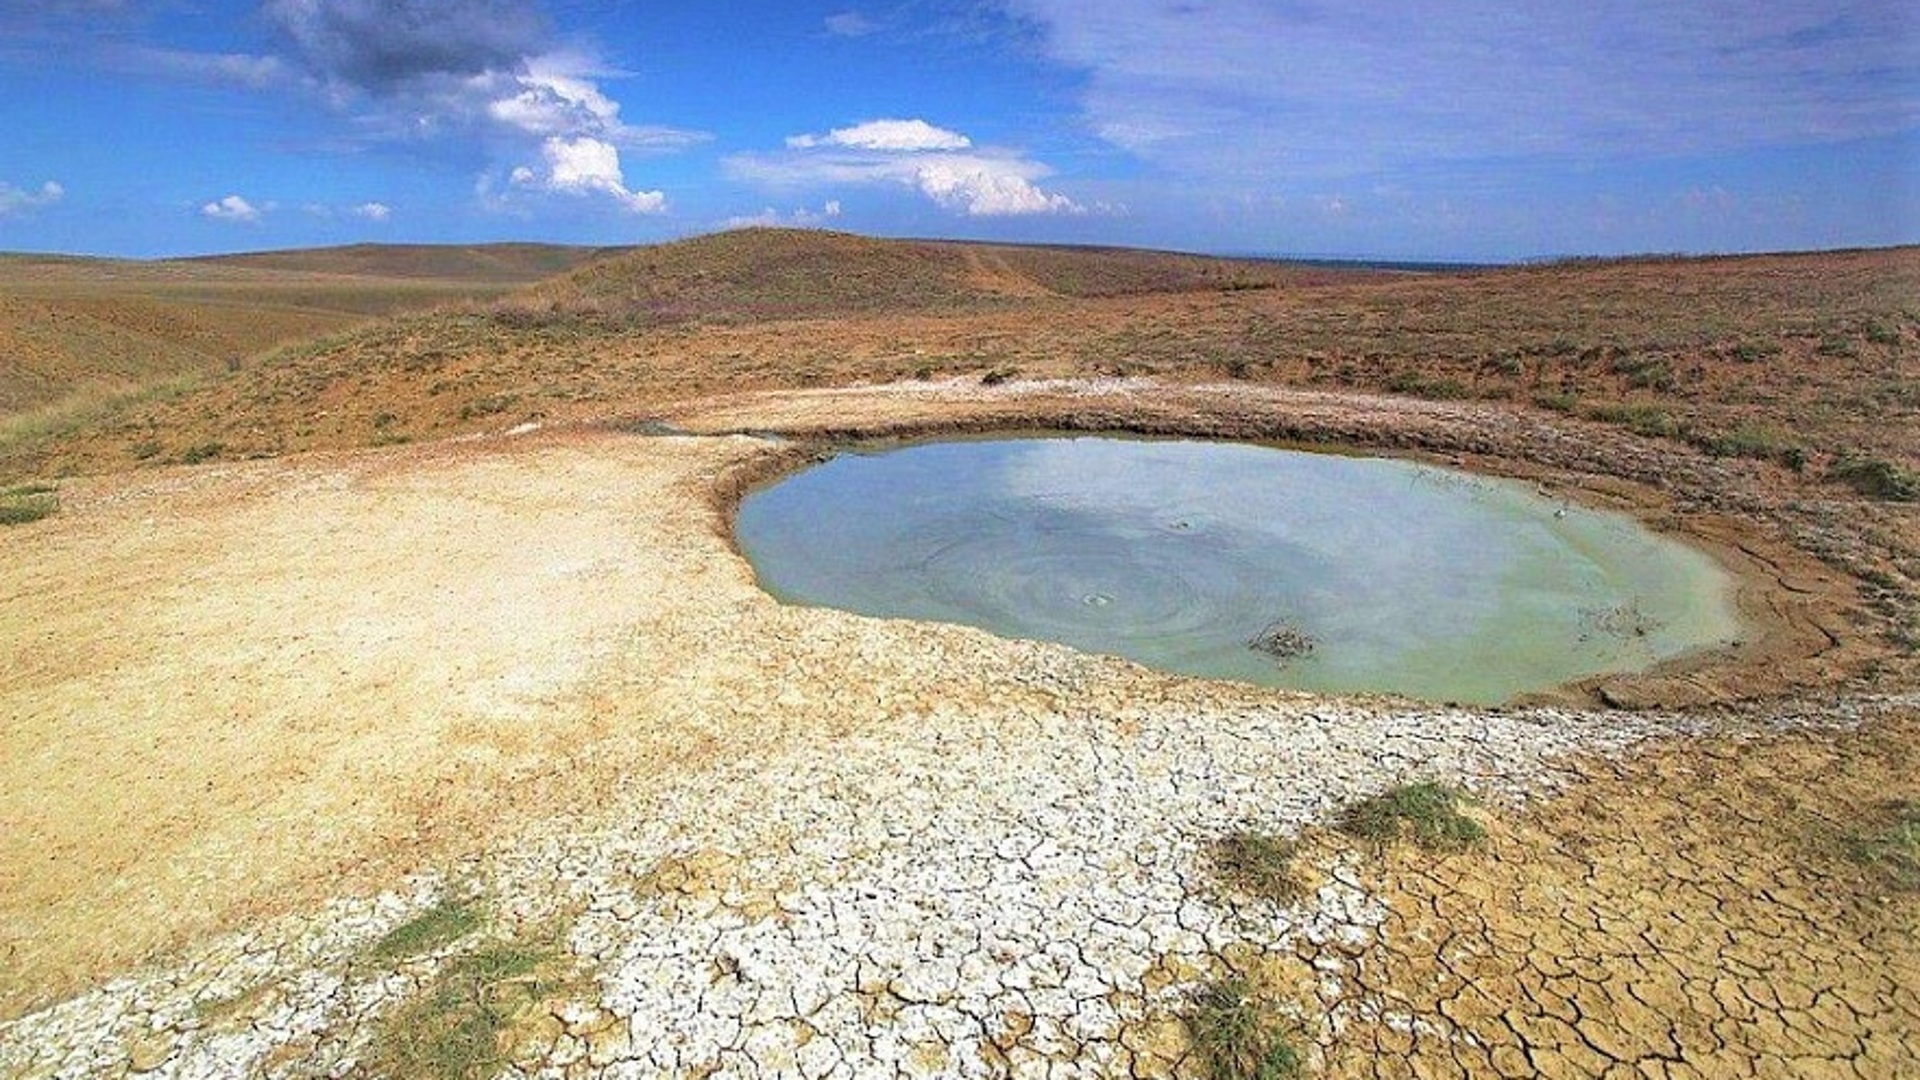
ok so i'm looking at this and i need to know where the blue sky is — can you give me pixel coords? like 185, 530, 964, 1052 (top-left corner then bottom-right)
0, 0, 1915, 260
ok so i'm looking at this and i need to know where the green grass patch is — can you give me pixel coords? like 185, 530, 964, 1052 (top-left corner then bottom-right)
0, 483, 59, 526
1826, 453, 1920, 502
1698, 423, 1806, 470
1729, 340, 1780, 363
363, 937, 571, 1080
1184, 978, 1304, 1080
1383, 370, 1472, 400
371, 896, 484, 963
457, 393, 519, 421
1841, 801, 1920, 891
1609, 354, 1678, 391
1582, 402, 1684, 439
1816, 335, 1859, 358
178, 441, 225, 465
1531, 390, 1580, 413
1211, 830, 1306, 903
1336, 781, 1486, 852
1862, 321, 1902, 346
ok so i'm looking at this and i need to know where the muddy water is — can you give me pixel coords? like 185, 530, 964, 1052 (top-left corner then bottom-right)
736, 437, 1741, 704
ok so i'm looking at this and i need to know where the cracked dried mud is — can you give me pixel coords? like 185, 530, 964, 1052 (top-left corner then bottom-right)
2, 380, 1915, 1079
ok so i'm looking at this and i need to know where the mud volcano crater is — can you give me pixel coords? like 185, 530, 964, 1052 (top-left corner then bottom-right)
736, 436, 1743, 704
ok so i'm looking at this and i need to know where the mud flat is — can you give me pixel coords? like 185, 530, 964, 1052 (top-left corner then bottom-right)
1, 381, 1913, 1078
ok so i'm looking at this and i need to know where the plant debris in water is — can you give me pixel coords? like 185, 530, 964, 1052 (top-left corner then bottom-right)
1578, 602, 1662, 642
1247, 621, 1317, 666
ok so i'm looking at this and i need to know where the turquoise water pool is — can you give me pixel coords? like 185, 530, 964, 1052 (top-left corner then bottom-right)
736, 437, 1742, 704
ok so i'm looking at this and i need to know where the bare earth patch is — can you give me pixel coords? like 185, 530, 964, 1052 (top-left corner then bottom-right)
0, 381, 1914, 1077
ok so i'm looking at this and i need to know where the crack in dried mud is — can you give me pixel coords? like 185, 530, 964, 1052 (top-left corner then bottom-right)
1, 381, 1914, 1078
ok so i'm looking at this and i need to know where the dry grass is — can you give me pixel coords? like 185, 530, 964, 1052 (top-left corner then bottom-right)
0, 243, 605, 466
11, 238, 1909, 489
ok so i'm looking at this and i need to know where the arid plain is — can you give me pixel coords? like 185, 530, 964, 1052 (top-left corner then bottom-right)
1, 232, 1914, 1078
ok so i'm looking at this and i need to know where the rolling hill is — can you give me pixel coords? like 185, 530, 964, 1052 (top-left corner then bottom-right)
503, 229, 1368, 323
0, 242, 609, 452
1, 231, 1913, 503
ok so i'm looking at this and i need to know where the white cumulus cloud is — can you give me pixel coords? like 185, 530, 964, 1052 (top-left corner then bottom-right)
910, 158, 1080, 216
0, 180, 63, 216
512, 136, 665, 214
482, 55, 700, 151
787, 118, 972, 152
720, 200, 844, 230
350, 201, 391, 221
200, 194, 263, 223
738, 119, 1084, 217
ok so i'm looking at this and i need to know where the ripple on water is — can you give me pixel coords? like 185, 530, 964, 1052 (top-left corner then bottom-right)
736, 437, 1742, 704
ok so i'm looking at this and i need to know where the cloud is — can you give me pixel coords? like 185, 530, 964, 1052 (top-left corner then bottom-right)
737, 118, 1084, 217
152, 1, 701, 218
350, 201, 391, 221
786, 118, 972, 152
824, 11, 878, 37
511, 136, 665, 214
200, 194, 264, 223
720, 200, 844, 230
999, 0, 1920, 182
116, 46, 291, 89
485, 53, 706, 151
0, 180, 63, 216
265, 0, 546, 93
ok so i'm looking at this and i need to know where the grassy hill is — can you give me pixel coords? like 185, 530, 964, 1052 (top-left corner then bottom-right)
0, 242, 607, 452
2, 232, 1914, 499
183, 242, 620, 283
500, 229, 1349, 324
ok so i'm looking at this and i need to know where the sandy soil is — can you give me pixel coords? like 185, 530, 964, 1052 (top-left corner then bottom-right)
1, 430, 761, 1011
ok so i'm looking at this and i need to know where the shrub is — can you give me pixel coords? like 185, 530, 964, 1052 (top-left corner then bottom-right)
1583, 402, 1683, 439
364, 940, 565, 1079
1840, 801, 1919, 891
1699, 423, 1806, 470
0, 484, 58, 526
1384, 371, 1471, 399
1730, 341, 1780, 363
1609, 353, 1677, 391
1827, 453, 1920, 501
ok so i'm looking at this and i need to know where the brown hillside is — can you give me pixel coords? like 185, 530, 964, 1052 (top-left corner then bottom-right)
503, 228, 1353, 323
0, 243, 606, 450
6, 238, 1914, 540
183, 242, 612, 283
